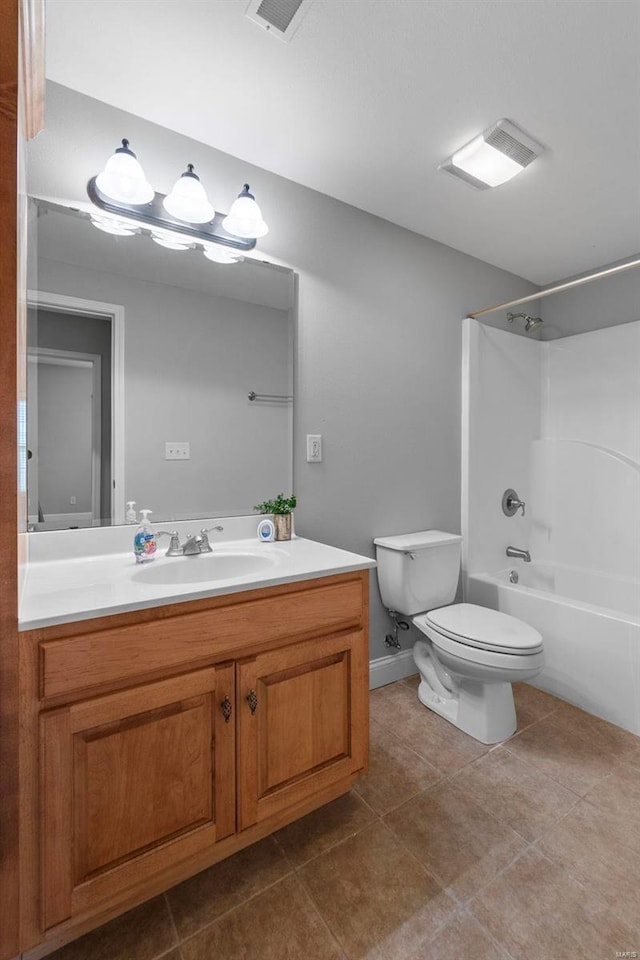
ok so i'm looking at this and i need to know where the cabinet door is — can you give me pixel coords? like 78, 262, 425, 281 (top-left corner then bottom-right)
40, 664, 235, 930
237, 631, 368, 831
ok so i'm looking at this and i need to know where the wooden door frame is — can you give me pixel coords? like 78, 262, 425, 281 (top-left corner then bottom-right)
1, 2, 44, 957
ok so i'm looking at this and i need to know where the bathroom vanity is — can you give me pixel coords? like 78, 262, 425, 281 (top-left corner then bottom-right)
18, 531, 373, 957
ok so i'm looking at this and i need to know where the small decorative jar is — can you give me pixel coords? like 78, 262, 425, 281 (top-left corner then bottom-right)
273, 513, 292, 541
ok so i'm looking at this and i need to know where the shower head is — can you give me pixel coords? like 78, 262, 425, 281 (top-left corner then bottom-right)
507, 312, 543, 334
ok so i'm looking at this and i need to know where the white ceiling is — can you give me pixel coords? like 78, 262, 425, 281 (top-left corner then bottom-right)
45, 0, 640, 285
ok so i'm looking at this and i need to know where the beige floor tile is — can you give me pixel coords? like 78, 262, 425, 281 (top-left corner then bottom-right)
354, 718, 441, 814
504, 706, 636, 796
274, 791, 376, 867
552, 699, 640, 750
452, 745, 578, 841
181, 875, 344, 960
370, 682, 488, 775
46, 896, 177, 960
383, 781, 527, 901
407, 909, 511, 960
511, 682, 560, 731
536, 793, 640, 932
400, 673, 420, 690
300, 821, 454, 960
470, 848, 638, 960
167, 836, 292, 939
583, 755, 640, 821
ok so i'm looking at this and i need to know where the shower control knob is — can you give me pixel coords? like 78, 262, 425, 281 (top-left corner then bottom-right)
502, 489, 526, 517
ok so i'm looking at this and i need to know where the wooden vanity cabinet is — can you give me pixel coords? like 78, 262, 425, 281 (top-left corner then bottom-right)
23, 570, 369, 957
39, 663, 236, 930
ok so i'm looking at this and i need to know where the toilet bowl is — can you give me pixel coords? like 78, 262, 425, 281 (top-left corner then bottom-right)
412, 603, 544, 743
373, 530, 544, 744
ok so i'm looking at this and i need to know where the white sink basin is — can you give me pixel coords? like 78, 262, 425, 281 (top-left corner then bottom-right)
133, 550, 278, 586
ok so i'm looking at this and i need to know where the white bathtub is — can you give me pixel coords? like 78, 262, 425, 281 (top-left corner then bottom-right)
467, 564, 640, 735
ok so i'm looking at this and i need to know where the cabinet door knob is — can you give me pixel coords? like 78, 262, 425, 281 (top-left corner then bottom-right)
220, 696, 232, 723
246, 689, 258, 715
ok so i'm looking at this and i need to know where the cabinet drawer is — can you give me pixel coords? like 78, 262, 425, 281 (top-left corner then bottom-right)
40, 574, 365, 702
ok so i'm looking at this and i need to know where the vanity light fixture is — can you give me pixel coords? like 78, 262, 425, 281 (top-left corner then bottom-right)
90, 213, 139, 236
150, 229, 193, 250
439, 119, 545, 190
162, 164, 215, 224
88, 138, 270, 255
202, 243, 243, 264
222, 184, 269, 239
95, 139, 155, 205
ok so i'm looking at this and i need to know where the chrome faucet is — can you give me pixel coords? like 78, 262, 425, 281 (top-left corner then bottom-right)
198, 525, 224, 553
157, 524, 224, 557
506, 546, 531, 562
182, 533, 204, 556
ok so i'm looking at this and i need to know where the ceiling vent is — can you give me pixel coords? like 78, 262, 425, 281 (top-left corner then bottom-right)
245, 0, 313, 41
439, 119, 545, 190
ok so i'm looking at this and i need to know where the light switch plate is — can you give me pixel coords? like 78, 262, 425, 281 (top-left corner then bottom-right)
306, 434, 322, 462
165, 442, 190, 460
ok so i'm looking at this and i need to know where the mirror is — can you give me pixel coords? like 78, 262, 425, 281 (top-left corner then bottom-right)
25, 198, 295, 531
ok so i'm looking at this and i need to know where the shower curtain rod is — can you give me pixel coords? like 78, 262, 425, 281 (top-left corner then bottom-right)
467, 256, 640, 319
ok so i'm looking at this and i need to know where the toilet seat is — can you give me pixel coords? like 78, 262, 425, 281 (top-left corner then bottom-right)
422, 626, 546, 671
421, 603, 543, 655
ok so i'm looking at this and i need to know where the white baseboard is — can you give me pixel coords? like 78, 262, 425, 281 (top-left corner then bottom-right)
369, 649, 416, 689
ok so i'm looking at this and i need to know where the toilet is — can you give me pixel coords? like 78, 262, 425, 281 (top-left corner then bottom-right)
373, 530, 544, 744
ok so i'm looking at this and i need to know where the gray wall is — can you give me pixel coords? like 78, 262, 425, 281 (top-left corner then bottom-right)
29, 83, 539, 661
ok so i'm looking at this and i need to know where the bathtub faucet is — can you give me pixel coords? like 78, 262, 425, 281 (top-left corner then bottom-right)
506, 546, 531, 562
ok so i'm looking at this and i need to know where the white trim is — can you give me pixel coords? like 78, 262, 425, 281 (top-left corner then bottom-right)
461, 316, 473, 597
28, 512, 94, 529
27, 289, 125, 524
369, 650, 416, 689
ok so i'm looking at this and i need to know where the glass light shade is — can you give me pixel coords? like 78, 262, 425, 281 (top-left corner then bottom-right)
90, 213, 138, 236
163, 164, 214, 223
451, 136, 524, 187
151, 229, 192, 250
222, 184, 269, 239
202, 243, 242, 264
95, 140, 154, 205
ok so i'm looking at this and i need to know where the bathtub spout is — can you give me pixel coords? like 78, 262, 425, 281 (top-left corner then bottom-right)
506, 546, 531, 562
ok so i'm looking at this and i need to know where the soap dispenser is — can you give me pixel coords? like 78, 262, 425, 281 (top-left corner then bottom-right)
125, 501, 137, 523
133, 509, 157, 563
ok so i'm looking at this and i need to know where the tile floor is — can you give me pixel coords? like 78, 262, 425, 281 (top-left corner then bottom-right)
49, 679, 640, 960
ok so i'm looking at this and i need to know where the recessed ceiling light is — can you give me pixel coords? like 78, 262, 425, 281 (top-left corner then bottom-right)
439, 119, 545, 190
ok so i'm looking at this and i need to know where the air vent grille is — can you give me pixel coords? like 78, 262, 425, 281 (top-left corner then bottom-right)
485, 127, 536, 167
246, 0, 313, 40
257, 0, 302, 33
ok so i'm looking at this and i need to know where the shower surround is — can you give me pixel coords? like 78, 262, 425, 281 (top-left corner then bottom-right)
462, 318, 640, 734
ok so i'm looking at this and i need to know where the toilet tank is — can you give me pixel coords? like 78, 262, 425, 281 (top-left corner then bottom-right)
373, 530, 462, 616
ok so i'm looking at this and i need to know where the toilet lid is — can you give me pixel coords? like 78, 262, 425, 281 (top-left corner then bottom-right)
425, 603, 543, 654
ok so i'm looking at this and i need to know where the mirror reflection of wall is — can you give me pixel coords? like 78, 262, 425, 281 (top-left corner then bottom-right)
26, 200, 295, 531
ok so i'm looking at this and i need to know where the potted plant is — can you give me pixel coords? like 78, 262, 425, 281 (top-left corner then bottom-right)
254, 493, 297, 541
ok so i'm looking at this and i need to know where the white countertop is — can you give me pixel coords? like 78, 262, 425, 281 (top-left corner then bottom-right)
19, 529, 375, 631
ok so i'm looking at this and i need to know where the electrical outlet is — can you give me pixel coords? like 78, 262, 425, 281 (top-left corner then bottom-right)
306, 434, 322, 462
69, 495, 76, 505
165, 442, 190, 460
